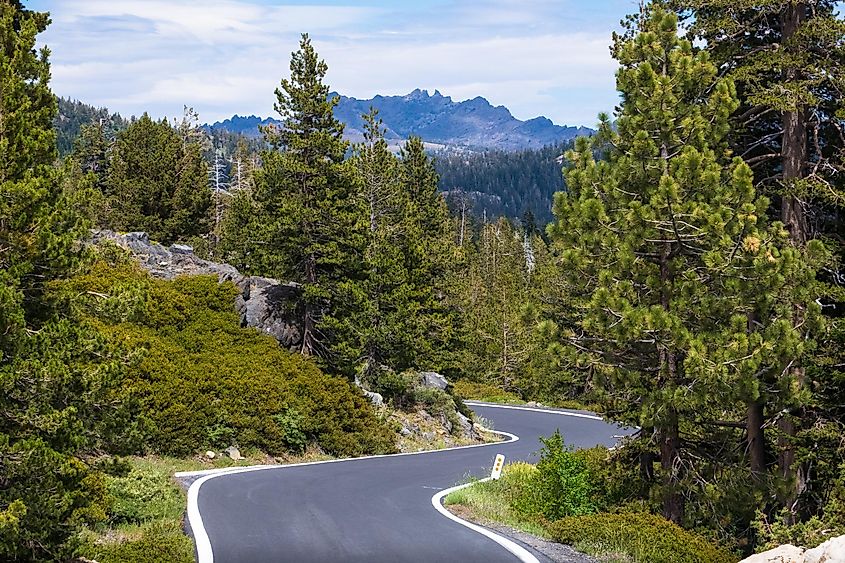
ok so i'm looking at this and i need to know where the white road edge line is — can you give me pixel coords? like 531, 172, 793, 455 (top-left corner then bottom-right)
432, 479, 539, 563
182, 402, 605, 563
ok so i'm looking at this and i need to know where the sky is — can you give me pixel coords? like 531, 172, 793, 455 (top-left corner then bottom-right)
30, 0, 638, 127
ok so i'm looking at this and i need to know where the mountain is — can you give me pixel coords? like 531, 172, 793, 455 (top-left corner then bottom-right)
208, 89, 592, 152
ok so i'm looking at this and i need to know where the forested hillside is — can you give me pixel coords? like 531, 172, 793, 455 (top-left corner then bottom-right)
436, 143, 570, 223
3, 1, 845, 562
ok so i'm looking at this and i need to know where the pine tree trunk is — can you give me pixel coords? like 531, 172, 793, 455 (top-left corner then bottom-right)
747, 399, 766, 479
659, 411, 684, 524
778, 2, 808, 519
639, 426, 655, 487
301, 252, 318, 357
658, 228, 684, 524
781, 106, 807, 246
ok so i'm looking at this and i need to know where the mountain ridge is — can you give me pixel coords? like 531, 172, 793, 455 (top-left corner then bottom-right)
208, 89, 592, 152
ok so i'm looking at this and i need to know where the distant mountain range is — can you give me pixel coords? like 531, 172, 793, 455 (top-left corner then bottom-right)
208, 89, 592, 152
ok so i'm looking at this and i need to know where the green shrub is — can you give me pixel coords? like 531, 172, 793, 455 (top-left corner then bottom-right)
549, 512, 738, 563
84, 522, 194, 563
533, 431, 597, 519
272, 408, 308, 453
373, 370, 416, 408
67, 263, 397, 458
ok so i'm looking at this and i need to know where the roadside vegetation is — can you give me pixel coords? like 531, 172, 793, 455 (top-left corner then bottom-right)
445, 436, 738, 563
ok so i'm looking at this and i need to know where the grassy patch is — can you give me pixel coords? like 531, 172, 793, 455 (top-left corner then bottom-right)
451, 381, 525, 404
444, 463, 548, 537
76, 457, 193, 563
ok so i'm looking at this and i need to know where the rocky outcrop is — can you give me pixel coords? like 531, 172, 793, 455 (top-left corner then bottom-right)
805, 535, 845, 562
740, 536, 845, 563
235, 276, 303, 348
93, 230, 303, 349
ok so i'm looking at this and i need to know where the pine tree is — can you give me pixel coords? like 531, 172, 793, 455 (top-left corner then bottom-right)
550, 6, 813, 524
454, 218, 532, 386
105, 114, 211, 244
0, 2, 130, 558
398, 136, 459, 372
254, 34, 365, 363
671, 0, 845, 516
346, 109, 406, 378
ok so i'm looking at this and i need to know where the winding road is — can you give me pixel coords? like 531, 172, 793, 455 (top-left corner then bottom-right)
181, 402, 629, 563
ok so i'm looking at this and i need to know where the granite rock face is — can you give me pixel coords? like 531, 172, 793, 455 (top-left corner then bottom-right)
93, 230, 303, 349
739, 535, 845, 563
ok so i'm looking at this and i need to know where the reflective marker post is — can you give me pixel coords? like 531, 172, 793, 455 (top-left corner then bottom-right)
490, 454, 505, 480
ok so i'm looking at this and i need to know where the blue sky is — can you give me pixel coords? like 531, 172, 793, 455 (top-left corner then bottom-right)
30, 0, 638, 126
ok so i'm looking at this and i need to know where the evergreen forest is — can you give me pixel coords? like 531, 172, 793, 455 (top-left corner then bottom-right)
1, 1, 844, 561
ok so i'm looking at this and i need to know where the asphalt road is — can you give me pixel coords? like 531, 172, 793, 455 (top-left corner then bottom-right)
188, 403, 629, 563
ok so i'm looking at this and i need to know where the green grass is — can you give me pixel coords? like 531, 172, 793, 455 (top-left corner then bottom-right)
444, 462, 548, 537
451, 381, 526, 404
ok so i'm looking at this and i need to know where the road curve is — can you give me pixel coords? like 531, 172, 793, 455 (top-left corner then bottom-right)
184, 402, 629, 563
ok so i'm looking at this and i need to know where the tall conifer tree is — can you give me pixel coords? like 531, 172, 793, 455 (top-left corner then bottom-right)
671, 0, 845, 515
254, 34, 365, 362
0, 2, 130, 558
550, 6, 813, 524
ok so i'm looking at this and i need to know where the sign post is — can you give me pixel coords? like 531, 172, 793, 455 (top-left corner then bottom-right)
490, 454, 505, 480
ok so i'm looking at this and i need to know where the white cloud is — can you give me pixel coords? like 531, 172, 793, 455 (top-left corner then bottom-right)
39, 0, 622, 126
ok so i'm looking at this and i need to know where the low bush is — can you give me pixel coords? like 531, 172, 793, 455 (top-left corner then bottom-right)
58, 261, 397, 458
548, 512, 738, 563
532, 431, 598, 519
751, 462, 845, 551
83, 521, 194, 563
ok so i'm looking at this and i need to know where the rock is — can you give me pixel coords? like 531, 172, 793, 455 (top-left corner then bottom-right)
440, 414, 453, 434
419, 371, 448, 390
91, 230, 304, 350
456, 412, 474, 435
399, 426, 412, 437
363, 390, 383, 407
235, 277, 304, 348
223, 446, 242, 461
205, 450, 215, 459
739, 545, 806, 563
805, 535, 845, 563
422, 431, 435, 442
124, 231, 149, 245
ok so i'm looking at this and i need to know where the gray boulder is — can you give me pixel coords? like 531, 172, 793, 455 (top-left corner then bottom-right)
235, 277, 303, 348
739, 545, 805, 563
738, 534, 845, 563
223, 446, 242, 461
419, 371, 448, 390
91, 230, 304, 350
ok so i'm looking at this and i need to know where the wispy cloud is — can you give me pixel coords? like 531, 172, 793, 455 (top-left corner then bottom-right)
33, 0, 635, 126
